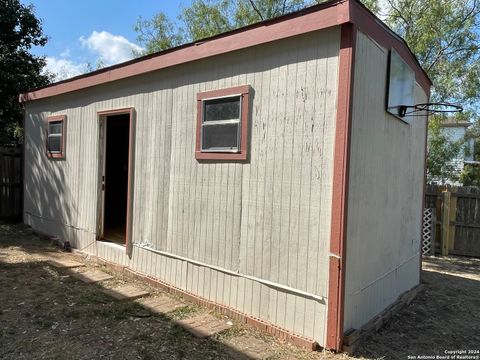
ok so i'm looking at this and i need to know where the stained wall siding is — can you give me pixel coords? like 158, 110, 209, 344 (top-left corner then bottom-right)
343, 31, 428, 331
24, 26, 340, 344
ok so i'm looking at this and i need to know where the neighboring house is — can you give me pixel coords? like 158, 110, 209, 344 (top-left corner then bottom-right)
440, 120, 478, 181
19, 0, 431, 351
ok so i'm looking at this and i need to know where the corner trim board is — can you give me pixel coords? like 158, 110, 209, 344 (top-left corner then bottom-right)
326, 23, 356, 352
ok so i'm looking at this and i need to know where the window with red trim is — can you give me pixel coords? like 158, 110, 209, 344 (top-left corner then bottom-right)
46, 115, 66, 159
196, 85, 250, 161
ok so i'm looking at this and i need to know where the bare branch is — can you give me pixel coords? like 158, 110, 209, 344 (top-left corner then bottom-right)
248, 0, 264, 21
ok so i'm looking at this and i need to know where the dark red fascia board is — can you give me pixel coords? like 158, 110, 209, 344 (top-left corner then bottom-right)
19, 0, 431, 103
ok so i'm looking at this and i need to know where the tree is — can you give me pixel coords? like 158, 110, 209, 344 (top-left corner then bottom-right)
134, 0, 317, 55
460, 164, 480, 185
0, 0, 51, 144
134, 13, 183, 54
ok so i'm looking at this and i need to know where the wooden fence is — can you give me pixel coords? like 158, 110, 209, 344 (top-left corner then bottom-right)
425, 185, 480, 257
0, 146, 22, 221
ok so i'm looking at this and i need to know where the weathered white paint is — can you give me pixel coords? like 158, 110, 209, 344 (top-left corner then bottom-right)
24, 27, 340, 344
343, 31, 427, 331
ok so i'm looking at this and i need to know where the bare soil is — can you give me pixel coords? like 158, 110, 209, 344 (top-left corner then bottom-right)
0, 224, 479, 359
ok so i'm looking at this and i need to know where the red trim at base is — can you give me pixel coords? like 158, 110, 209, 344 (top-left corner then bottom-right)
93, 257, 318, 350
326, 23, 356, 352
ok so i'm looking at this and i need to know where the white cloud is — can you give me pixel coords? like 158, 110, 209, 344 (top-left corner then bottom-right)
43, 31, 143, 82
80, 30, 142, 65
60, 48, 71, 58
44, 57, 86, 81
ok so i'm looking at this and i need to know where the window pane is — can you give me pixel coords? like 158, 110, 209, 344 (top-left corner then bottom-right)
202, 123, 239, 150
204, 97, 240, 121
48, 135, 62, 152
49, 121, 63, 134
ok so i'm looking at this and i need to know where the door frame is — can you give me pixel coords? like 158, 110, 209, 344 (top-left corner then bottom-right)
96, 107, 135, 253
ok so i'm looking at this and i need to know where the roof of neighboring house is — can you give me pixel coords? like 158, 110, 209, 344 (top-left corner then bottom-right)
19, 0, 432, 103
440, 120, 471, 128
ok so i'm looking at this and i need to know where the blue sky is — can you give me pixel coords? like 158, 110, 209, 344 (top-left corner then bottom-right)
22, 0, 190, 80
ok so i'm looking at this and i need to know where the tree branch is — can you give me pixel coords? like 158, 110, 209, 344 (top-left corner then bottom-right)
248, 0, 264, 21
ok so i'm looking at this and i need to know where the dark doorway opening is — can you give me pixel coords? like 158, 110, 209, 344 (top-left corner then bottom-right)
103, 114, 130, 244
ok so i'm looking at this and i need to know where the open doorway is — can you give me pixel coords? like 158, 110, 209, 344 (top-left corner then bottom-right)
100, 113, 130, 244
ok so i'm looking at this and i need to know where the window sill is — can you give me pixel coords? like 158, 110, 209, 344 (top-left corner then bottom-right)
195, 151, 247, 161
47, 152, 65, 159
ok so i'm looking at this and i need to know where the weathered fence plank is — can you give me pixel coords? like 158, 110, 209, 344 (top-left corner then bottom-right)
451, 186, 480, 257
425, 185, 480, 258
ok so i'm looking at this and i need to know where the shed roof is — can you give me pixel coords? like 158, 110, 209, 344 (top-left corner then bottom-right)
19, 0, 431, 103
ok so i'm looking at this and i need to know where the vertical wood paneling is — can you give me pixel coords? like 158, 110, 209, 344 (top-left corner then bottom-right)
24, 27, 340, 345
343, 31, 427, 331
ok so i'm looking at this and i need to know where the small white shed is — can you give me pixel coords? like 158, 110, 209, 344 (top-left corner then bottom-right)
20, 0, 431, 351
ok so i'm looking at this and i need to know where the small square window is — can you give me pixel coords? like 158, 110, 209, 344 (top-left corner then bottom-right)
46, 115, 66, 159
196, 85, 250, 161
201, 97, 241, 152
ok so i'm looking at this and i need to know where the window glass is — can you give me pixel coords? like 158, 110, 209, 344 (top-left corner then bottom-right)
48, 135, 62, 152
49, 121, 63, 134
204, 97, 240, 121
202, 123, 239, 150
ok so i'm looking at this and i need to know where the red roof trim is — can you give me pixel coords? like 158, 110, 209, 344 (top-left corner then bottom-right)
19, 0, 430, 103
19, 0, 346, 102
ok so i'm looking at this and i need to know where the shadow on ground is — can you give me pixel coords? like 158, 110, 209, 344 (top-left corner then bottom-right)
0, 259, 270, 359
0, 225, 280, 360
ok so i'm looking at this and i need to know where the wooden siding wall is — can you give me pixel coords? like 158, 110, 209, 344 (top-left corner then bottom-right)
24, 27, 340, 344
343, 31, 428, 331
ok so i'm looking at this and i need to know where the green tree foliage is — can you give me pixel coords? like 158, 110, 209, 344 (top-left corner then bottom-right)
460, 164, 480, 185
0, 0, 51, 144
182, 0, 233, 41
134, 0, 317, 55
134, 13, 184, 54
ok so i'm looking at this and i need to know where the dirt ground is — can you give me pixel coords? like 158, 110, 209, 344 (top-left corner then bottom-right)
0, 224, 479, 360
